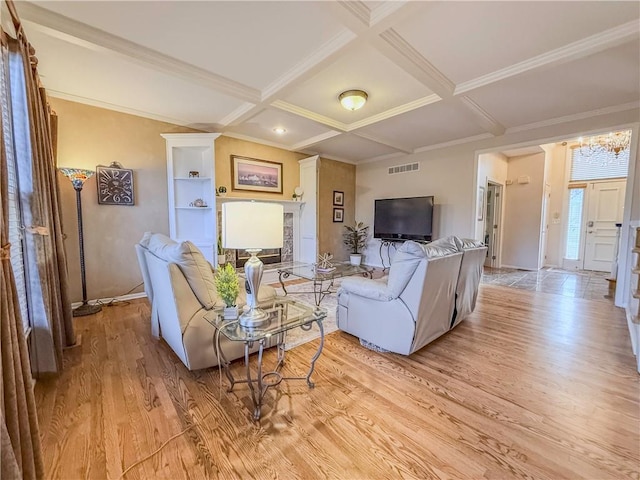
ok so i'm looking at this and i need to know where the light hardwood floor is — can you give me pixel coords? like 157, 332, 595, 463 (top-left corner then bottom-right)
35, 285, 639, 479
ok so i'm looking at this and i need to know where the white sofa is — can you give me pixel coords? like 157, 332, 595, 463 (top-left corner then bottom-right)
336, 236, 486, 355
135, 232, 277, 370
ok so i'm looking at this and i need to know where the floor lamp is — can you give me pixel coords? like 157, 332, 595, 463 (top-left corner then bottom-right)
59, 167, 102, 317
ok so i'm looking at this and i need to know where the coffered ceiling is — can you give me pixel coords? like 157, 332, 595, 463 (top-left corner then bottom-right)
15, 1, 640, 164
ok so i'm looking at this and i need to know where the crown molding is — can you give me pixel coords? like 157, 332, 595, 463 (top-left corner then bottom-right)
218, 103, 261, 127
413, 133, 495, 155
369, 1, 410, 27
220, 132, 294, 152
346, 94, 441, 131
19, 3, 260, 103
455, 21, 640, 96
337, 1, 371, 27
505, 101, 640, 135
271, 100, 349, 131
48, 90, 192, 126
291, 131, 342, 151
351, 131, 413, 154
356, 151, 407, 165
261, 30, 357, 101
459, 96, 506, 136
378, 29, 455, 98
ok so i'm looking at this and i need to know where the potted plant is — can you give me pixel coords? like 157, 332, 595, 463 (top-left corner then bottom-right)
343, 221, 369, 266
214, 263, 240, 319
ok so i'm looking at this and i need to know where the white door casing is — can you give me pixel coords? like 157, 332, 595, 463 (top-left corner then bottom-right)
583, 180, 626, 272
298, 155, 319, 264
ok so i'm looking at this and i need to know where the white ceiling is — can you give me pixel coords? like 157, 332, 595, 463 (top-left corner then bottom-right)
16, 1, 640, 164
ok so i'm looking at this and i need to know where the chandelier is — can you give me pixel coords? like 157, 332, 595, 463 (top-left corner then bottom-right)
578, 130, 631, 159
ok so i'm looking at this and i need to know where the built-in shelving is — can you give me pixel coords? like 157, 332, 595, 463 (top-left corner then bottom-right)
162, 133, 221, 264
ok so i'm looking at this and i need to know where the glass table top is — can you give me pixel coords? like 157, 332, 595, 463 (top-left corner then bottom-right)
278, 261, 372, 281
203, 298, 326, 342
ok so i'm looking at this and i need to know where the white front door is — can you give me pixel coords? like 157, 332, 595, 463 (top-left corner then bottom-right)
583, 180, 625, 271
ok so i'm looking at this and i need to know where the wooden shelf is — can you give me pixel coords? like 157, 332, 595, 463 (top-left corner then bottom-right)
174, 177, 212, 180
633, 290, 640, 300
633, 248, 640, 254
175, 206, 212, 210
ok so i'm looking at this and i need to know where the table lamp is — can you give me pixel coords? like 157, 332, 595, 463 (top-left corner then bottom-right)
59, 167, 102, 317
222, 201, 283, 328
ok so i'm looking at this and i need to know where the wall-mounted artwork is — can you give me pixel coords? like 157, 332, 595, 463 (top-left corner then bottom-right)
97, 162, 134, 205
231, 155, 283, 194
333, 208, 344, 223
333, 190, 344, 206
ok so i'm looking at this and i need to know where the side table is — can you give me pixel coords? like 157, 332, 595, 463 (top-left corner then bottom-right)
204, 299, 327, 421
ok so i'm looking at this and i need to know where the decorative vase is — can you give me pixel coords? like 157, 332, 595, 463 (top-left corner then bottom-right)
223, 306, 238, 319
350, 254, 362, 266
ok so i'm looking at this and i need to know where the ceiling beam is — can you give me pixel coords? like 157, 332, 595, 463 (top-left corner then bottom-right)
455, 21, 639, 96
18, 4, 261, 104
351, 131, 414, 154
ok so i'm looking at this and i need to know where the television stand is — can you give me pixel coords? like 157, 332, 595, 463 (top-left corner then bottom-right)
378, 238, 432, 272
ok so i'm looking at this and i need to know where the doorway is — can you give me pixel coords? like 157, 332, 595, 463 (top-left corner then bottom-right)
484, 182, 503, 268
564, 179, 626, 272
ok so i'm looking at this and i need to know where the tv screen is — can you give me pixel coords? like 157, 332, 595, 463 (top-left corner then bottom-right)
374, 196, 434, 241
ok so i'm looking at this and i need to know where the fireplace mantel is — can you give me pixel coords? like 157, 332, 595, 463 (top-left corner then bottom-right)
216, 197, 304, 213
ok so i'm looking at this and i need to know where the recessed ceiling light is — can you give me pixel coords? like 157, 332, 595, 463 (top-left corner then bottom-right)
339, 89, 368, 111
273, 127, 286, 134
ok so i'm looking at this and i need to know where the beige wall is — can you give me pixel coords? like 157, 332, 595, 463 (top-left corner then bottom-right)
214, 136, 308, 201
53, 98, 199, 302
501, 153, 546, 270
54, 99, 355, 301
318, 158, 356, 261
356, 108, 639, 268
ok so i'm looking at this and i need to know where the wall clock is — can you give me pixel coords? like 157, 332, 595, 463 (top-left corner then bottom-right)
97, 162, 134, 206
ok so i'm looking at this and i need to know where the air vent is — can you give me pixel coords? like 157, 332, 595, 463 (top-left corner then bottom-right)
388, 162, 419, 175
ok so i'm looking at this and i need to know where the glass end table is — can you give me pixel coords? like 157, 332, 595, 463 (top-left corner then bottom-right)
204, 298, 327, 421
277, 261, 373, 305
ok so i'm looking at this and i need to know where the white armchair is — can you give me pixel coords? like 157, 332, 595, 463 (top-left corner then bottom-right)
337, 237, 486, 355
136, 232, 277, 370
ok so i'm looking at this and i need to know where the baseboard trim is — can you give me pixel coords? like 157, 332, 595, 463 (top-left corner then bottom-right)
499, 264, 537, 271
71, 292, 147, 309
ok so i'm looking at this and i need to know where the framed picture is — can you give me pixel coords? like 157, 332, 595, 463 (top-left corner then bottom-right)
477, 186, 485, 221
333, 190, 344, 206
97, 163, 134, 206
231, 155, 283, 194
333, 208, 344, 223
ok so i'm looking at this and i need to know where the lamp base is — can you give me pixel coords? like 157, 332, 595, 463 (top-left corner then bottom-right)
238, 307, 270, 329
73, 303, 102, 317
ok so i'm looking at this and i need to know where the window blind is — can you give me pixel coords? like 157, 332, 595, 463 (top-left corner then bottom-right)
570, 146, 629, 181
6, 140, 30, 333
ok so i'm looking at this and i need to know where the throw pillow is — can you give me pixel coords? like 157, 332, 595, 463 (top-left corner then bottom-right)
147, 235, 218, 309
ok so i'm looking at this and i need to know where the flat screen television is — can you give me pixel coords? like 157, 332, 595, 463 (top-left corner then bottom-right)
374, 196, 434, 242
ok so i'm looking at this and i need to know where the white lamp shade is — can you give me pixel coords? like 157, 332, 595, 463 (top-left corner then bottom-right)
222, 202, 284, 249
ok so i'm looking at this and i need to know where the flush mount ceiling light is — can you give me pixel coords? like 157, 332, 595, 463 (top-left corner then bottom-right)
339, 89, 368, 111
273, 127, 286, 134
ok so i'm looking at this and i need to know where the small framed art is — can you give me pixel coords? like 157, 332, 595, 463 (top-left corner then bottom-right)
333, 208, 344, 223
97, 163, 134, 206
333, 190, 344, 206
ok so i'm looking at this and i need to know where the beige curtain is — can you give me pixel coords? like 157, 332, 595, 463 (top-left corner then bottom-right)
7, 0, 75, 371
0, 46, 44, 478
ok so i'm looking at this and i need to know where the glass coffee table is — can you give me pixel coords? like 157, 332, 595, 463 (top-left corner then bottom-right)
204, 298, 327, 421
277, 262, 373, 306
